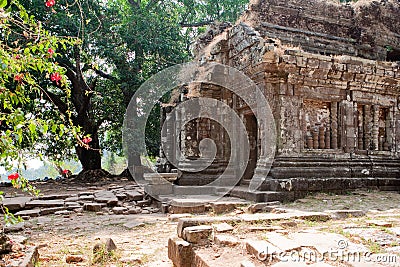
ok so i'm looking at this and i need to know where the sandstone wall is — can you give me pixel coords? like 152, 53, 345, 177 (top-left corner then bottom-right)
241, 0, 400, 60
201, 21, 400, 157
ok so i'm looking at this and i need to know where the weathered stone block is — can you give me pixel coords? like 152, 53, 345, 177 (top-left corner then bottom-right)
212, 223, 234, 233
83, 203, 105, 212
214, 234, 240, 247
183, 225, 213, 244
307, 58, 320, 68
210, 202, 243, 214
168, 237, 193, 267
341, 72, 355, 81
248, 202, 281, 213
25, 200, 64, 209
2, 197, 32, 212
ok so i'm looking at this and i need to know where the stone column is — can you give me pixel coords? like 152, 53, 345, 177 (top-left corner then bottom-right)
313, 127, 319, 149
364, 105, 372, 150
372, 105, 379, 151
358, 105, 364, 150
325, 127, 331, 149
319, 126, 325, 149
331, 102, 338, 149
343, 100, 356, 153
395, 107, 400, 153
386, 107, 394, 151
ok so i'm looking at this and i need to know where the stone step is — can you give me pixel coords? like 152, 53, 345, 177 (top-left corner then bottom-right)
173, 186, 217, 195
264, 232, 302, 251
245, 239, 280, 262
229, 187, 286, 202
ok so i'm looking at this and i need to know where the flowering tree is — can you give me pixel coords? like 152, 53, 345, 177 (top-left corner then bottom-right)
0, 0, 78, 224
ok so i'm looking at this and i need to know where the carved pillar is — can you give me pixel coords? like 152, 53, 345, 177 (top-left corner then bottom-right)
313, 127, 319, 149
395, 107, 400, 153
343, 100, 355, 153
325, 127, 331, 149
363, 105, 371, 150
331, 102, 338, 149
319, 126, 325, 149
372, 105, 379, 150
307, 134, 313, 149
386, 107, 394, 151
357, 105, 364, 150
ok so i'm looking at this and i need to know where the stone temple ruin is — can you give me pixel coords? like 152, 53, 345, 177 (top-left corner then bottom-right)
157, 0, 400, 201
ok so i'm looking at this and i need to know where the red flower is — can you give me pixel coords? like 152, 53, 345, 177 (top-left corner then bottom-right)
45, 0, 55, 7
82, 137, 92, 144
8, 173, 19, 180
15, 55, 21, 60
50, 72, 62, 85
14, 74, 24, 83
62, 169, 69, 174
48, 48, 55, 57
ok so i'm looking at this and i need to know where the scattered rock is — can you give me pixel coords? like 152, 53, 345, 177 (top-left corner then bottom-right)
15, 209, 41, 218
94, 191, 118, 206
123, 221, 146, 229
112, 207, 127, 215
20, 246, 39, 267
54, 210, 73, 216
83, 203, 105, 212
367, 220, 393, 227
127, 207, 142, 214
125, 190, 143, 201
248, 202, 281, 213
137, 199, 152, 207
214, 234, 239, 247
93, 238, 117, 255
65, 255, 85, 263
115, 193, 127, 200
119, 255, 142, 264
324, 210, 366, 219
0, 234, 12, 254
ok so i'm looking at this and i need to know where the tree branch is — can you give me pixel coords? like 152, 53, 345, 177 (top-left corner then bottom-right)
180, 20, 214, 28
93, 68, 119, 83
41, 88, 69, 116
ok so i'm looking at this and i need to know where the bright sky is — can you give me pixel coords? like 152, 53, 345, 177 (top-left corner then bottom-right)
0, 158, 44, 175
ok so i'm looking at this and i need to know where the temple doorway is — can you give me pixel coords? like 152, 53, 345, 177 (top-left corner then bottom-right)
242, 113, 258, 182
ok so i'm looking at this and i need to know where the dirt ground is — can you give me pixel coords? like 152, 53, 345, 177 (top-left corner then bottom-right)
3, 182, 400, 267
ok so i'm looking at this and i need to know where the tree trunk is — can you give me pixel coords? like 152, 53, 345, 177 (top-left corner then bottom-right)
76, 130, 102, 170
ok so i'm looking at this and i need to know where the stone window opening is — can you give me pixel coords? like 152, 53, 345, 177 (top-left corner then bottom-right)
386, 47, 400, 62
303, 99, 339, 150
356, 104, 393, 151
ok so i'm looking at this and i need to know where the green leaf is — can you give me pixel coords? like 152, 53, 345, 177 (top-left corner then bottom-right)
0, 0, 7, 8
28, 122, 36, 135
